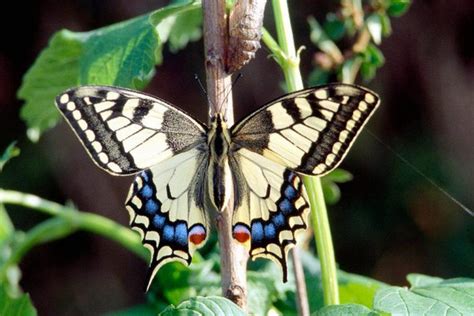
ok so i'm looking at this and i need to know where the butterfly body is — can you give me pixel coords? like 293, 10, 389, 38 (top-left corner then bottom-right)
55, 83, 379, 289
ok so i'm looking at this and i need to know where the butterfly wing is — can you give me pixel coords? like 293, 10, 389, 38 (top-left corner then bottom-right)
231, 148, 309, 281
126, 148, 209, 290
56, 86, 207, 175
231, 84, 380, 176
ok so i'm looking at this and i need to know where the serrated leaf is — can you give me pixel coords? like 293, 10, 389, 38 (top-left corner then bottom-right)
79, 14, 158, 88
0, 142, 20, 172
407, 273, 443, 287
159, 296, 246, 316
0, 285, 37, 316
387, 0, 411, 17
19, 1, 202, 141
18, 30, 88, 141
374, 275, 474, 315
150, 0, 202, 57
167, 7, 202, 52
338, 271, 387, 308
315, 303, 379, 316
366, 14, 383, 45
247, 272, 276, 315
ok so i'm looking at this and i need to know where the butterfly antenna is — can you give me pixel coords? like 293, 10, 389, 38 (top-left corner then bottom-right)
217, 73, 243, 117
194, 74, 215, 111
367, 130, 473, 216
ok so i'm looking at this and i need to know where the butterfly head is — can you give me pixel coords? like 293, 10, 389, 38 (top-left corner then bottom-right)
210, 112, 227, 125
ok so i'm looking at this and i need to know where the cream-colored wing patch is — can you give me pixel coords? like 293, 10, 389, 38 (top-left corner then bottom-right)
125, 149, 209, 290
231, 83, 380, 176
232, 148, 310, 282
56, 86, 207, 175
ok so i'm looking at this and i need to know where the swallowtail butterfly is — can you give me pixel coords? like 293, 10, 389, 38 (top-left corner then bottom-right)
55, 83, 379, 289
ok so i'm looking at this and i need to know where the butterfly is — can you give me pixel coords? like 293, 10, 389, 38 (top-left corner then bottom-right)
55, 83, 379, 289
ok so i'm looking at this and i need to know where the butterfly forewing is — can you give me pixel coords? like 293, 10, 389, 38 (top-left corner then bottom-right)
231, 84, 380, 176
55, 86, 207, 175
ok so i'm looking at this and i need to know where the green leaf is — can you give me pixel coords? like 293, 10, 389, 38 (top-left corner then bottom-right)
387, 0, 411, 17
366, 14, 383, 45
308, 16, 340, 59
338, 271, 387, 308
247, 272, 277, 315
323, 169, 353, 183
0, 142, 20, 172
321, 180, 340, 205
374, 275, 474, 315
0, 204, 14, 243
407, 273, 444, 287
380, 13, 392, 37
19, 1, 202, 141
159, 296, 246, 316
323, 13, 346, 41
149, 0, 202, 58
18, 30, 88, 141
0, 285, 37, 316
359, 44, 385, 81
315, 303, 379, 316
308, 69, 330, 86
79, 14, 158, 88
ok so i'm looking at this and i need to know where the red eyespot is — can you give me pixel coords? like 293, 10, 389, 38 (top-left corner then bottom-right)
189, 225, 206, 245
232, 224, 250, 243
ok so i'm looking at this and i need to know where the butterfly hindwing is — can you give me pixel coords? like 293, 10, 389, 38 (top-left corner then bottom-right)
125, 148, 209, 290
231, 84, 379, 176
231, 149, 310, 281
55, 86, 207, 175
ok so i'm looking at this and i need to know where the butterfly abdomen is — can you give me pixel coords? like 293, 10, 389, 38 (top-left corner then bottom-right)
207, 114, 234, 212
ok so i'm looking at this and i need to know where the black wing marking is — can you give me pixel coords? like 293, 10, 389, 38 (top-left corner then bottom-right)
231, 149, 309, 281
125, 149, 209, 290
231, 83, 379, 176
56, 86, 207, 175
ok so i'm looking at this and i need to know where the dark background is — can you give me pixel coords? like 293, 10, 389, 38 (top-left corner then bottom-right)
0, 0, 473, 314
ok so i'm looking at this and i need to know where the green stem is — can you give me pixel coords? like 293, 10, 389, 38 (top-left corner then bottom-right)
271, 0, 340, 306
303, 178, 339, 305
0, 189, 148, 262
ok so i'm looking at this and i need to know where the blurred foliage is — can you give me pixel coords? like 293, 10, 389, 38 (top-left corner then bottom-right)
0, 284, 37, 316
308, 0, 411, 85
3, 0, 474, 314
18, 0, 202, 142
0, 142, 20, 173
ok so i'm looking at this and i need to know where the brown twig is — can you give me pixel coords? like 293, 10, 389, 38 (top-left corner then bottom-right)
292, 247, 310, 316
202, 0, 249, 309
227, 0, 267, 72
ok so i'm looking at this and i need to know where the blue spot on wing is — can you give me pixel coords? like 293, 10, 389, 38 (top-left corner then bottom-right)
140, 185, 153, 198
175, 223, 188, 247
284, 185, 297, 200
279, 199, 293, 215
251, 222, 264, 242
163, 225, 174, 242
145, 199, 159, 215
153, 214, 165, 229
272, 213, 285, 228
264, 223, 276, 239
